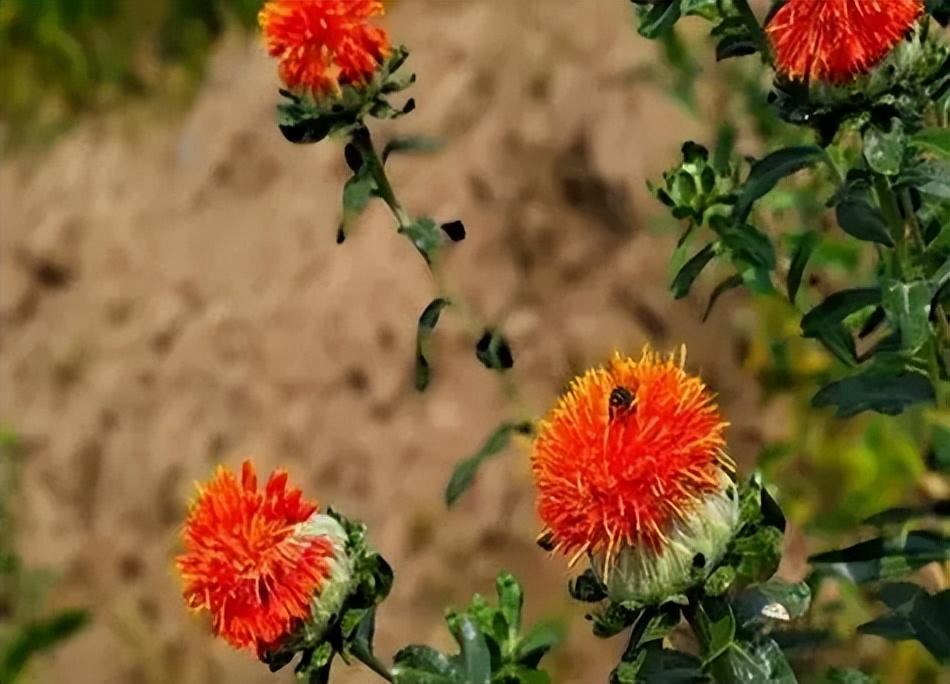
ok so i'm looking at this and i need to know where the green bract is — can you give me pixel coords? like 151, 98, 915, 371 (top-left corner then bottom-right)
595, 475, 740, 606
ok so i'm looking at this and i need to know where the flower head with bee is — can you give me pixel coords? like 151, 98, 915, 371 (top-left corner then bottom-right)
532, 347, 738, 603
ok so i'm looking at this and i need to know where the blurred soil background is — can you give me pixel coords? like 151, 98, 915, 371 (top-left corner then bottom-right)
0, 1, 776, 682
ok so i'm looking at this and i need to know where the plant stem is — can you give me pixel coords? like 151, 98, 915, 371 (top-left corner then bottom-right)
346, 126, 533, 423
873, 174, 907, 277
349, 643, 395, 683
821, 147, 845, 187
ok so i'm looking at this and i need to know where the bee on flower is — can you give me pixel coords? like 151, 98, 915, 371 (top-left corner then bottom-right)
176, 461, 353, 655
532, 347, 738, 604
258, 0, 391, 98
766, 0, 924, 84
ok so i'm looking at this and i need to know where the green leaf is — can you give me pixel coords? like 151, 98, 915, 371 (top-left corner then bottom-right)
392, 645, 462, 684
810, 531, 950, 583
475, 329, 514, 371
864, 120, 906, 176
708, 639, 797, 684
0, 609, 89, 681
694, 599, 736, 666
516, 621, 564, 663
457, 616, 491, 684
835, 199, 895, 247
787, 231, 819, 303
400, 217, 442, 265
734, 146, 824, 223
613, 643, 708, 684
801, 288, 881, 338
858, 587, 950, 664
864, 500, 950, 527
703, 274, 744, 322
496, 573, 523, 645
415, 298, 451, 391
445, 422, 533, 506
382, 135, 443, 163
882, 280, 933, 352
636, 0, 681, 39
824, 668, 878, 684
910, 128, 950, 159
734, 580, 811, 627
672, 243, 717, 298
812, 369, 935, 418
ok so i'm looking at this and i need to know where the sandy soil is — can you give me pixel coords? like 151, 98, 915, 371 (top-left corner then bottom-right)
0, 1, 769, 682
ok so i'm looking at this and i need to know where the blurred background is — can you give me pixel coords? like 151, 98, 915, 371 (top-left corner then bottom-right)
2, 1, 947, 683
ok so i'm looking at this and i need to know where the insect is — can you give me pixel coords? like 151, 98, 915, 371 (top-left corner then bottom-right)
608, 385, 636, 421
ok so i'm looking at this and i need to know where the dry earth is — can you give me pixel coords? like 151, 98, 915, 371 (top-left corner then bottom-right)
0, 1, 770, 682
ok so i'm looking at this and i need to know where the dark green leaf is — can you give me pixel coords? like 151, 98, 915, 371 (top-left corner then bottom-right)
787, 231, 819, 303
516, 621, 564, 663
858, 587, 950, 664
810, 531, 950, 583
863, 500, 950, 526
811, 370, 935, 418
445, 422, 532, 506
637, 0, 681, 39
734, 146, 824, 223
864, 121, 906, 177
400, 217, 442, 265
0, 610, 89, 681
475, 329, 514, 371
569, 569, 607, 603
672, 243, 717, 299
382, 135, 443, 163
415, 298, 451, 391
835, 199, 895, 247
703, 274, 744, 322
801, 288, 881, 338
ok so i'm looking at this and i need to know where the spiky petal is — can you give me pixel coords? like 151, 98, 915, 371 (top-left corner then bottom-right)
766, 0, 924, 84
258, 0, 390, 97
177, 461, 335, 653
532, 347, 732, 570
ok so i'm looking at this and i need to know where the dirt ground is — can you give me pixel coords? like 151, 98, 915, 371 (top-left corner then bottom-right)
0, 1, 771, 682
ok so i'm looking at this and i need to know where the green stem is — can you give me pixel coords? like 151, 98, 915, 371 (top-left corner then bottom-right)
821, 147, 845, 187
873, 174, 908, 277
349, 643, 394, 683
351, 126, 412, 229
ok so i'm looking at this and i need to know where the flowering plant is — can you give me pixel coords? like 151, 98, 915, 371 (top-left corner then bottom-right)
161, 0, 950, 682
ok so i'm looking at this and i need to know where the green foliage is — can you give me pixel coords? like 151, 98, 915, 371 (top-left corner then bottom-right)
859, 584, 950, 665
0, 429, 88, 684
392, 573, 562, 684
445, 422, 533, 507
0, 0, 259, 145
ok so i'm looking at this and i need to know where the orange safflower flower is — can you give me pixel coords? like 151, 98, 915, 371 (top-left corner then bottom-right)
532, 348, 732, 571
177, 461, 336, 653
766, 0, 924, 84
259, 0, 390, 97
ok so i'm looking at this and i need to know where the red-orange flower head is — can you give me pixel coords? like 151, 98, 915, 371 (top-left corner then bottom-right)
533, 347, 737, 602
259, 0, 390, 97
766, 0, 924, 84
177, 461, 344, 654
